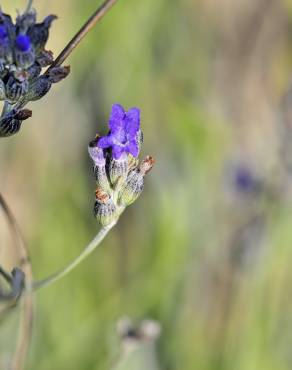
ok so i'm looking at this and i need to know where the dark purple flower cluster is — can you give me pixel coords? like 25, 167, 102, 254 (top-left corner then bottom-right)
0, 6, 69, 137
88, 104, 154, 226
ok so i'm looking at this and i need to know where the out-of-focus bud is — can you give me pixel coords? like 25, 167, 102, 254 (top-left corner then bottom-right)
94, 188, 117, 227
16, 10, 36, 33
0, 108, 31, 137
15, 108, 32, 120
5, 74, 29, 102
36, 49, 53, 67
47, 65, 70, 83
0, 115, 21, 137
119, 156, 155, 206
26, 62, 42, 80
0, 267, 25, 301
25, 75, 51, 101
0, 11, 15, 40
14, 34, 35, 69
28, 15, 57, 52
10, 267, 25, 300
0, 24, 12, 61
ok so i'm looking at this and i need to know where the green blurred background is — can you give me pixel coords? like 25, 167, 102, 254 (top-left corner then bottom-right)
2, 0, 292, 369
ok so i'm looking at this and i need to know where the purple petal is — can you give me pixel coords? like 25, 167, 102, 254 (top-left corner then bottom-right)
109, 104, 125, 132
97, 135, 113, 149
88, 145, 105, 165
126, 140, 139, 157
112, 145, 124, 160
15, 34, 31, 52
125, 107, 140, 138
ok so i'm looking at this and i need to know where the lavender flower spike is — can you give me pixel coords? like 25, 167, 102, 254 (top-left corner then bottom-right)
89, 104, 154, 226
98, 103, 140, 160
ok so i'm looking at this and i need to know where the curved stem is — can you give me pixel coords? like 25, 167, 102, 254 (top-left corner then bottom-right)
45, 0, 119, 73
31, 223, 116, 292
0, 192, 34, 370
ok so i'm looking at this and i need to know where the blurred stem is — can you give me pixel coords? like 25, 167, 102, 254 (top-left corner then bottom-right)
46, 0, 119, 73
25, 0, 33, 12
31, 223, 116, 291
0, 192, 34, 370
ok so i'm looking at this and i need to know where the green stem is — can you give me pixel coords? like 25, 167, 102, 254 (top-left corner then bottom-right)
25, 0, 33, 13
30, 223, 116, 292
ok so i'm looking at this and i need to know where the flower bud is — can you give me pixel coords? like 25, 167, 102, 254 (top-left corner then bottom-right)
16, 10, 36, 33
139, 155, 155, 175
109, 157, 128, 187
0, 24, 12, 61
15, 46, 35, 69
0, 267, 25, 300
36, 49, 53, 67
94, 188, 117, 227
118, 156, 155, 206
88, 139, 110, 192
10, 267, 25, 299
25, 75, 51, 101
0, 13, 14, 63
47, 65, 70, 83
28, 15, 57, 52
0, 109, 31, 137
0, 12, 15, 39
5, 74, 29, 102
26, 62, 42, 80
0, 115, 21, 137
15, 109, 32, 120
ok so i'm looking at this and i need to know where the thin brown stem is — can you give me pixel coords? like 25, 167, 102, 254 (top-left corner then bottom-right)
46, 0, 119, 73
0, 192, 34, 370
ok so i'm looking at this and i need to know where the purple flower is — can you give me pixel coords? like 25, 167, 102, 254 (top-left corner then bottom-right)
98, 103, 140, 160
15, 34, 31, 52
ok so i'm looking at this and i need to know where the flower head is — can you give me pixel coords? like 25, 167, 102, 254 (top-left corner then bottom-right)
0, 5, 69, 137
98, 103, 140, 160
88, 104, 154, 226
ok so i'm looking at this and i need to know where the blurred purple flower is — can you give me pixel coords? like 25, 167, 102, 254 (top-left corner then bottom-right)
98, 103, 140, 160
233, 165, 257, 193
